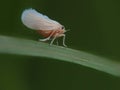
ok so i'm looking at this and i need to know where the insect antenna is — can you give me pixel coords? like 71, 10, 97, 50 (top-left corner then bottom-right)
65, 29, 70, 33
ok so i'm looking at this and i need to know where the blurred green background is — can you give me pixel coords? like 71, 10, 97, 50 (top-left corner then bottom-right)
0, 0, 120, 90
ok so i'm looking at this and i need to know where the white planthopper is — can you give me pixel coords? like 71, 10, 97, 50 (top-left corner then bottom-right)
21, 8, 67, 47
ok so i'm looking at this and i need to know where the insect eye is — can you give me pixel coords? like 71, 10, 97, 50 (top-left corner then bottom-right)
61, 26, 65, 29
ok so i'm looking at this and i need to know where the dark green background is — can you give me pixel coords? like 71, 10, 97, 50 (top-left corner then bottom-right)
0, 0, 120, 90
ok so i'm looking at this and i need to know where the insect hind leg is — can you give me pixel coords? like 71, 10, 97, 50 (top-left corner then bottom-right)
39, 37, 50, 41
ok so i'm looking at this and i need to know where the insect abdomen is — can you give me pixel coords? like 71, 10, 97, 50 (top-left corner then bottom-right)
37, 30, 53, 37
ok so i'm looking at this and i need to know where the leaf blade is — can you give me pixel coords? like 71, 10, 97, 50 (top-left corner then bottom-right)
0, 35, 120, 76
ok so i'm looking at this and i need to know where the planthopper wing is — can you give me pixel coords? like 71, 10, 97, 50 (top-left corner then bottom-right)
21, 8, 62, 30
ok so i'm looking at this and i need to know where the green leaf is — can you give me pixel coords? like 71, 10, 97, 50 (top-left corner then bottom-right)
0, 35, 120, 77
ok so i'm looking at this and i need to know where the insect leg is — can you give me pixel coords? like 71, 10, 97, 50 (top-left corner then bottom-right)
39, 38, 50, 41
50, 34, 58, 45
62, 34, 67, 47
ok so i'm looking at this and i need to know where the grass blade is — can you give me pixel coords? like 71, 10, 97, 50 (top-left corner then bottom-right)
0, 35, 120, 76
